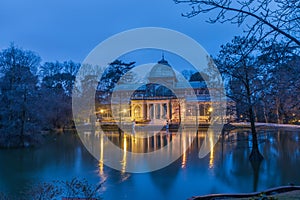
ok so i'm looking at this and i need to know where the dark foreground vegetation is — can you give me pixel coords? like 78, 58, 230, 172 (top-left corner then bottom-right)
0, 178, 102, 200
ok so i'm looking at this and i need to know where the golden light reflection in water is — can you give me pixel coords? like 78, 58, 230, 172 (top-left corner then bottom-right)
99, 134, 104, 175
181, 135, 187, 168
209, 136, 214, 169
121, 135, 127, 173
91, 129, 199, 173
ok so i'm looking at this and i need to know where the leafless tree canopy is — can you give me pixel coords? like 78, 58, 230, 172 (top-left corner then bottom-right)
174, 0, 300, 46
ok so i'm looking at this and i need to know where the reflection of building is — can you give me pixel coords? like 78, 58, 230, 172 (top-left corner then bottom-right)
98, 56, 235, 124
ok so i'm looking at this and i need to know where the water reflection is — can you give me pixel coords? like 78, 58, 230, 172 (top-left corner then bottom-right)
98, 134, 105, 178
121, 135, 127, 173
79, 128, 197, 173
181, 134, 187, 169
0, 129, 300, 199
209, 136, 214, 169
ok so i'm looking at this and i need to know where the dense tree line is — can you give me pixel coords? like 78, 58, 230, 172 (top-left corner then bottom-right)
215, 37, 300, 124
0, 44, 80, 148
0, 44, 136, 148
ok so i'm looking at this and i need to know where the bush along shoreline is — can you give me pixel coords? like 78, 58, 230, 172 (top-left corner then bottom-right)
0, 178, 103, 200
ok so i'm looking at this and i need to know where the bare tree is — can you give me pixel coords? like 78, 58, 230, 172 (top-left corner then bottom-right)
258, 40, 299, 124
174, 0, 300, 47
215, 36, 264, 162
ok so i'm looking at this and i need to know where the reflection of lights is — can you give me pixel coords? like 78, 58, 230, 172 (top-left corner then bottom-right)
181, 135, 187, 168
209, 136, 214, 169
121, 135, 127, 173
99, 134, 104, 176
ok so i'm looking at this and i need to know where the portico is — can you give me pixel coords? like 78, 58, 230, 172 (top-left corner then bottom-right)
131, 98, 173, 122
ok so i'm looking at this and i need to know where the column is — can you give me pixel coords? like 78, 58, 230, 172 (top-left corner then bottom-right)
160, 103, 164, 119
141, 104, 145, 120
157, 103, 160, 119
146, 103, 150, 119
153, 104, 156, 119
147, 103, 150, 119
167, 102, 170, 120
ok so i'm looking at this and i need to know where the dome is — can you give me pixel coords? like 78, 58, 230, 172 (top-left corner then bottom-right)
148, 56, 176, 79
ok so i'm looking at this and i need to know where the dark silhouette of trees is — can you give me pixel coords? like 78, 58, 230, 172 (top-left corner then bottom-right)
0, 44, 41, 147
189, 71, 209, 82
257, 41, 300, 124
40, 72, 76, 130
174, 0, 300, 47
96, 60, 135, 103
215, 36, 264, 162
0, 45, 80, 147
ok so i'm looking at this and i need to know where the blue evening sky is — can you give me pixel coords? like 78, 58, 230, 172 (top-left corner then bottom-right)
0, 0, 242, 64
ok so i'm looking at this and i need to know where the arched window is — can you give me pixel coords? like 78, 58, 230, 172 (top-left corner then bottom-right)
134, 106, 141, 118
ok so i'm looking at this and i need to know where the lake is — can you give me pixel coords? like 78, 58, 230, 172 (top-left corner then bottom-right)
0, 128, 300, 199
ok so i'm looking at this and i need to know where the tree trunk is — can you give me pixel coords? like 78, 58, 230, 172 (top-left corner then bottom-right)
244, 72, 263, 162
249, 106, 263, 162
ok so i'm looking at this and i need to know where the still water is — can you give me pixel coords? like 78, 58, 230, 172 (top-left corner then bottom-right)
0, 128, 300, 199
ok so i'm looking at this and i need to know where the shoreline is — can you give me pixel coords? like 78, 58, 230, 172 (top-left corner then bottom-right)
230, 122, 300, 130
189, 185, 300, 200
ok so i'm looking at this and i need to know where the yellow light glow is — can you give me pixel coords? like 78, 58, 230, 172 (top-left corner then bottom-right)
209, 136, 214, 169
99, 134, 104, 176
100, 109, 104, 113
181, 136, 187, 168
208, 107, 213, 112
121, 135, 127, 173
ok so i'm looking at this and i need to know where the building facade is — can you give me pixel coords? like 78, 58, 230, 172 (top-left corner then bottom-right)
98, 57, 235, 125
